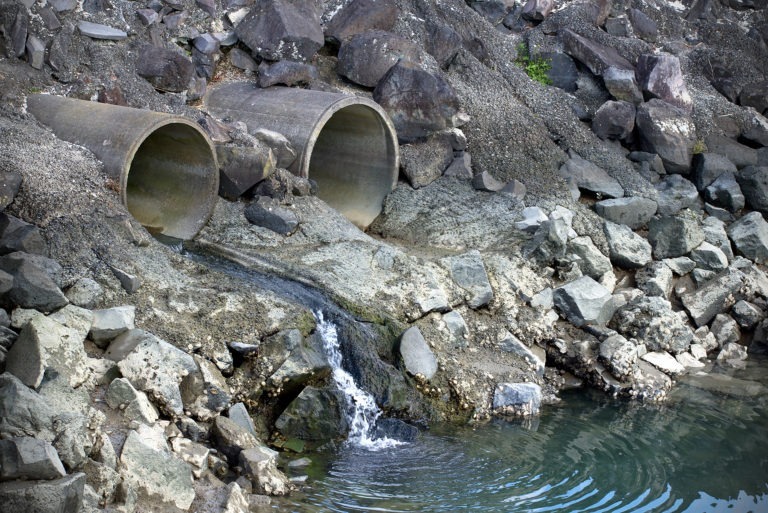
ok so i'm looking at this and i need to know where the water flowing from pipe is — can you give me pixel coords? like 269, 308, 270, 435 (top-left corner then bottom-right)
315, 311, 403, 451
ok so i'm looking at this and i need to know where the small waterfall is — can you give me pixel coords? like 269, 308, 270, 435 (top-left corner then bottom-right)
315, 311, 403, 451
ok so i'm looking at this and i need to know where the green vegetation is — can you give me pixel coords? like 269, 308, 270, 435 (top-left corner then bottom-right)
516, 42, 552, 86
692, 139, 708, 154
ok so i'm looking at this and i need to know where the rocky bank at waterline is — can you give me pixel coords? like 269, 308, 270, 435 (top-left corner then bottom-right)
1, 0, 768, 510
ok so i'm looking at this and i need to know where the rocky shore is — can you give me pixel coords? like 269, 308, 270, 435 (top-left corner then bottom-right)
1, 0, 768, 510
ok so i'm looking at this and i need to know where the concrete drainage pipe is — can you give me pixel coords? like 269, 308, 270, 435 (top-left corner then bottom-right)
205, 83, 399, 229
27, 95, 219, 240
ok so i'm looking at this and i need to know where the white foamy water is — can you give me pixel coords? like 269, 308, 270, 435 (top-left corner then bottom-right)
315, 311, 404, 451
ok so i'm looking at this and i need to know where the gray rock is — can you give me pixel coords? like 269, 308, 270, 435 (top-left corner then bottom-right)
492, 383, 542, 416
216, 142, 276, 200
325, 0, 397, 45
562, 29, 633, 76
229, 48, 257, 72
692, 153, 738, 191
557, 151, 624, 199
77, 21, 127, 40
0, 473, 85, 513
0, 437, 66, 481
117, 331, 197, 416
64, 278, 103, 309
568, 236, 612, 279
235, 0, 323, 62
210, 415, 258, 463
274, 386, 349, 441
136, 45, 194, 93
641, 351, 685, 375
119, 429, 194, 510
25, 35, 45, 70
701, 216, 734, 261
603, 221, 653, 268
605, 16, 631, 37
523, 218, 568, 264
727, 211, 768, 264
442, 310, 468, 349
244, 196, 299, 235
711, 313, 741, 346
690, 241, 729, 272
628, 8, 658, 41
636, 99, 696, 174
442, 250, 493, 309
611, 296, 693, 354
136, 8, 159, 26
543, 52, 578, 93
740, 81, 768, 115
602, 66, 643, 104
252, 129, 296, 169
498, 331, 545, 376
193, 33, 220, 55
48, 0, 76, 11
706, 135, 758, 169
705, 203, 735, 223
655, 174, 699, 216
717, 342, 747, 363
0, 171, 22, 212
337, 30, 424, 88
472, 171, 506, 192
647, 215, 705, 259
0, 252, 67, 312
373, 60, 461, 142
731, 300, 763, 330
592, 100, 635, 141
258, 60, 318, 88
682, 268, 744, 327
180, 356, 232, 421
106, 377, 158, 425
399, 326, 438, 379
227, 403, 258, 439
89, 305, 135, 347
500, 178, 527, 201
521, 0, 554, 20
594, 197, 657, 229
742, 111, 768, 147
443, 153, 473, 179
109, 266, 141, 294
399, 137, 454, 189
636, 261, 674, 298
0, 373, 55, 439
515, 206, 548, 233
636, 53, 692, 113
736, 166, 768, 214
704, 172, 744, 212
553, 276, 614, 327
599, 334, 637, 379
10, 12, 28, 59
691, 268, 716, 287
238, 445, 290, 496
262, 329, 329, 397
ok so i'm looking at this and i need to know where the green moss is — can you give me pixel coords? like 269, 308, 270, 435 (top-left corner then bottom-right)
692, 139, 708, 154
515, 42, 552, 86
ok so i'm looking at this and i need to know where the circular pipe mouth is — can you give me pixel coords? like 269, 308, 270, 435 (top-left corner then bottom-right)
302, 100, 399, 228
123, 120, 219, 240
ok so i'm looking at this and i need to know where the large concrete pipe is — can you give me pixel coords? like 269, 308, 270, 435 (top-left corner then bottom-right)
205, 83, 399, 228
27, 95, 219, 240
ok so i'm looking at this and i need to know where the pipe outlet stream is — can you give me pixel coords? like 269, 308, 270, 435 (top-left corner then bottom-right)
27, 94, 219, 240
205, 83, 399, 229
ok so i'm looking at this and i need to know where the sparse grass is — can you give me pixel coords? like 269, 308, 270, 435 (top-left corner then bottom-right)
516, 42, 552, 86
692, 139, 708, 154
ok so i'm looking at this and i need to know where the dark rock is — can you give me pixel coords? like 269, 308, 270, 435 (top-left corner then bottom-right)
692, 153, 738, 191
210, 415, 258, 463
10, 12, 28, 58
216, 142, 275, 200
193, 33, 219, 55
736, 166, 768, 214
48, 0, 77, 11
553, 276, 614, 327
0, 171, 22, 211
592, 100, 635, 140
162, 11, 188, 30
727, 211, 768, 264
0, 473, 85, 513
469, 0, 512, 24
372, 418, 419, 442
0, 214, 46, 255
77, 21, 126, 40
594, 197, 657, 229
97, 84, 128, 106
690, 241, 729, 271
274, 387, 349, 441
0, 252, 67, 312
399, 136, 454, 189
636, 53, 692, 113
739, 81, 768, 115
25, 35, 45, 70
443, 153, 473, 179
701, 216, 734, 261
244, 196, 299, 235
524, 217, 569, 264
611, 296, 693, 354
373, 60, 461, 142
195, 0, 215, 17
568, 236, 613, 279
253, 129, 296, 169
628, 8, 658, 42
562, 29, 633, 76
0, 437, 66, 481
681, 268, 744, 327
492, 383, 542, 418
136, 45, 194, 93
235, 0, 323, 62
731, 300, 763, 330
635, 99, 696, 174
604, 221, 653, 268
472, 171, 506, 192
603, 66, 644, 104
424, 21, 462, 69
655, 174, 699, 216
742, 111, 768, 147
648, 215, 705, 259
258, 60, 318, 88
704, 172, 744, 212
636, 261, 674, 298
605, 16, 632, 37
521, 0, 554, 21
229, 47, 257, 72
399, 326, 437, 379
705, 135, 758, 169
192, 46, 219, 80
265, 329, 329, 397
543, 52, 578, 92
557, 150, 624, 198
338, 30, 424, 88
181, 355, 233, 421
325, 0, 397, 46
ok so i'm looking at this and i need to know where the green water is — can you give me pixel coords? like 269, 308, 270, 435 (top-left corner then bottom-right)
275, 360, 768, 513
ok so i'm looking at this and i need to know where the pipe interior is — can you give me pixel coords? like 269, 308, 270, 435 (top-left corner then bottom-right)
307, 105, 397, 228
126, 123, 217, 240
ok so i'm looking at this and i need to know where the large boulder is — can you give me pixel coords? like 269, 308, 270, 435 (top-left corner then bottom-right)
610, 296, 693, 354
735, 166, 768, 214
592, 100, 635, 141
647, 215, 705, 259
603, 221, 652, 268
562, 29, 633, 76
594, 197, 657, 229
492, 383, 542, 416
0, 473, 84, 513
568, 236, 613, 279
739, 81, 768, 115
0, 437, 66, 481
180, 355, 233, 421
0, 252, 67, 312
727, 211, 768, 264
635, 53, 692, 113
557, 151, 624, 199
239, 445, 290, 496
440, 250, 493, 309
599, 334, 637, 379
337, 30, 424, 88
210, 416, 258, 463
553, 276, 614, 326
234, 0, 323, 62
398, 326, 438, 379
655, 175, 699, 216
635, 99, 696, 174
274, 386, 349, 441
325, 0, 398, 45
692, 153, 738, 191
135, 45, 194, 93
705, 135, 758, 169
681, 268, 744, 327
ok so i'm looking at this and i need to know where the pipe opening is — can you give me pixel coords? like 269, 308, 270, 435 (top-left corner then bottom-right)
306, 104, 398, 228
126, 122, 218, 240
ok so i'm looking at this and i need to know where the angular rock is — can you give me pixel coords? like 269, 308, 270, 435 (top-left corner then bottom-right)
553, 276, 614, 327
742, 111, 768, 147
628, 8, 658, 42
701, 216, 733, 261
180, 355, 232, 421
727, 211, 768, 264
0, 437, 66, 481
136, 8, 159, 26
77, 21, 127, 40
647, 215, 705, 259
399, 326, 438, 379
500, 178, 527, 201
424, 21, 462, 70
690, 241, 729, 272
117, 331, 197, 416
636, 261, 674, 298
239, 445, 290, 496
636, 53, 692, 113
25, 35, 45, 70
258, 60, 318, 88
443, 153, 473, 179
562, 29, 633, 76
373, 60, 461, 142
717, 342, 748, 364
244, 196, 299, 235
705, 135, 758, 169
641, 351, 685, 375
736, 166, 768, 214
274, 386, 348, 441
515, 206, 548, 233
602, 66, 643, 104
604, 221, 653, 268
611, 296, 693, 354
543, 52, 578, 93
110, 266, 140, 294
0, 373, 55, 439
682, 268, 744, 327
136, 45, 194, 93
0, 252, 67, 312
711, 313, 741, 346
636, 99, 696, 174
119, 430, 194, 510
64, 278, 103, 309
592, 100, 635, 140
594, 197, 657, 229
106, 377, 158, 425
605, 16, 632, 37
731, 300, 763, 330
325, 0, 397, 45
0, 473, 85, 513
692, 153, 738, 191
216, 142, 276, 200
472, 171, 506, 192
264, 330, 329, 398
210, 415, 258, 463
0, 171, 22, 212
499, 331, 545, 376
599, 334, 637, 379
89, 306, 135, 347
227, 403, 258, 439
691, 268, 716, 286
655, 174, 699, 216
739, 81, 768, 115
523, 218, 568, 264
521, 0, 554, 21
557, 151, 624, 199
229, 48, 257, 71
442, 310, 468, 349
337, 30, 424, 88
492, 383, 542, 416
704, 172, 744, 212
253, 129, 296, 169
399, 137, 454, 189
442, 250, 493, 309
568, 236, 613, 279
235, 0, 323, 62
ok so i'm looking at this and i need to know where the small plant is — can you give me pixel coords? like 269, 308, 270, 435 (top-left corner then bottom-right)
515, 42, 552, 86
692, 139, 707, 154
